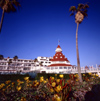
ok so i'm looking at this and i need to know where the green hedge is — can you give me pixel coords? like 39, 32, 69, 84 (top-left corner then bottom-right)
35, 73, 92, 80
35, 73, 71, 80
0, 73, 92, 83
0, 74, 30, 82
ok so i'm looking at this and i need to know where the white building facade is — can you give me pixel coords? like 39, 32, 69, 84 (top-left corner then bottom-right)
0, 45, 100, 74
40, 45, 74, 73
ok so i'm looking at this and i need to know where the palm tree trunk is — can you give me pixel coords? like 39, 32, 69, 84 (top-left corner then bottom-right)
0, 9, 5, 33
76, 22, 83, 82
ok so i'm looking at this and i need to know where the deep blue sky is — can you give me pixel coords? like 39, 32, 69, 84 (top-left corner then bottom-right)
0, 0, 100, 67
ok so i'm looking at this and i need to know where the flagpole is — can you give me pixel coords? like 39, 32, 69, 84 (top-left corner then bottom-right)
58, 39, 60, 45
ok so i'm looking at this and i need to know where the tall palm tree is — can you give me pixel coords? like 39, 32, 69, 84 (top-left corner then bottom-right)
33, 58, 38, 73
0, 54, 4, 60
39, 62, 43, 72
0, 0, 21, 33
69, 3, 89, 82
13, 55, 18, 72
8, 58, 12, 73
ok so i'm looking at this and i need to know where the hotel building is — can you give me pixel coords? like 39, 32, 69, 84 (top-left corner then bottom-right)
0, 45, 76, 74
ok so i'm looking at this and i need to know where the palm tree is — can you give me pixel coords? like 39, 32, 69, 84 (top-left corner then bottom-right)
39, 62, 43, 66
33, 58, 38, 73
39, 62, 43, 72
0, 54, 4, 60
34, 58, 38, 62
8, 59, 12, 73
0, 0, 21, 33
69, 3, 89, 82
13, 55, 18, 72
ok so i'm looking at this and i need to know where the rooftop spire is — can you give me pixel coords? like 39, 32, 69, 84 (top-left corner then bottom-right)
58, 39, 60, 45
55, 45, 62, 52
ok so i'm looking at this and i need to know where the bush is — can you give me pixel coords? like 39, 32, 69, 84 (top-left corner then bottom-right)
28, 72, 37, 80
0, 74, 30, 82
35, 73, 70, 80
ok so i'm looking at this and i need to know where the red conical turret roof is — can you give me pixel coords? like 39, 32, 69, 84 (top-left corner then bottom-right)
50, 45, 69, 62
57, 45, 61, 48
48, 45, 72, 67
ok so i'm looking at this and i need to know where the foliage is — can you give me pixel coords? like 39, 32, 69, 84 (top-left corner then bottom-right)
69, 3, 89, 17
13, 55, 18, 60
0, 54, 4, 60
35, 73, 71, 80
0, 74, 30, 82
0, 73, 100, 101
0, 0, 21, 33
0, 0, 21, 12
28, 72, 37, 80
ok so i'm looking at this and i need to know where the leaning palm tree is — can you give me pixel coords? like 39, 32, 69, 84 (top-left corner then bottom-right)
0, 0, 21, 33
69, 3, 89, 82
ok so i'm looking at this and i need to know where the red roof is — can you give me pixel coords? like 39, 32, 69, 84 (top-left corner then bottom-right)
48, 64, 72, 67
48, 45, 72, 67
57, 45, 61, 48
50, 52, 69, 62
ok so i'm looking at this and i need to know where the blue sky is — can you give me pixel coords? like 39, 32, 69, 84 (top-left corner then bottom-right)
0, 0, 100, 67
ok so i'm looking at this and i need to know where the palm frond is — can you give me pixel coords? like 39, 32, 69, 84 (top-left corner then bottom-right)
9, 3, 16, 12
77, 3, 89, 17
69, 6, 76, 12
84, 9, 87, 13
0, 0, 5, 8
78, 3, 84, 9
11, 0, 21, 7
84, 4, 89, 9
82, 12, 88, 17
70, 13, 74, 16
2, 0, 21, 13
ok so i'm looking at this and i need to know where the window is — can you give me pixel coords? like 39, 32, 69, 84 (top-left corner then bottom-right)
24, 60, 27, 62
47, 67, 49, 69
68, 67, 71, 69
60, 56, 62, 58
17, 64, 19, 66
4, 59, 7, 61
28, 64, 31, 66
59, 67, 63, 69
55, 67, 58, 69
24, 68, 27, 70
51, 67, 54, 70
64, 67, 67, 69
